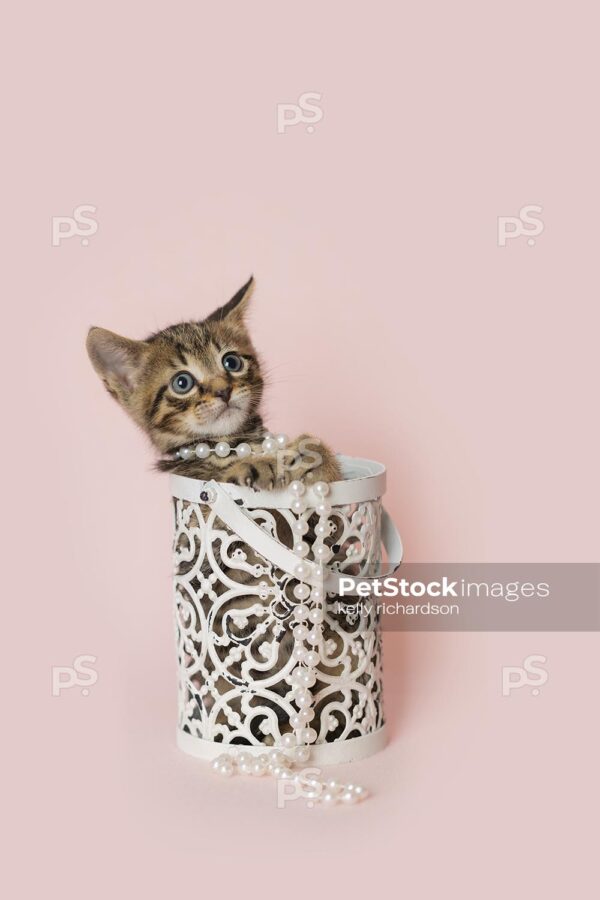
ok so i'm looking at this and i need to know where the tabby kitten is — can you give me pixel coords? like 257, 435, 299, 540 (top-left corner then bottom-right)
86, 277, 341, 486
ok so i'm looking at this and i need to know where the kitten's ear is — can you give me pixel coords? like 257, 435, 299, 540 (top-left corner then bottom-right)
205, 275, 254, 326
86, 327, 150, 403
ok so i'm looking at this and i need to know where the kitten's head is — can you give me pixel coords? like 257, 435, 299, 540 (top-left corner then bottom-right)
86, 277, 264, 453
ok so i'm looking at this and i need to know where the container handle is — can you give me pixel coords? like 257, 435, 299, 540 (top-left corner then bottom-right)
204, 481, 403, 595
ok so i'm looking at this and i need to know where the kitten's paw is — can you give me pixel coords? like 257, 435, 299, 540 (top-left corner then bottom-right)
283, 435, 342, 485
225, 459, 278, 490
273, 468, 293, 489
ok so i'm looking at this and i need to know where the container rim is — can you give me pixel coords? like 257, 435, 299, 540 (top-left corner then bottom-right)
170, 454, 386, 508
176, 724, 388, 765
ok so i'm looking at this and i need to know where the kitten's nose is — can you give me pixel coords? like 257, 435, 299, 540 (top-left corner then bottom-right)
214, 385, 232, 403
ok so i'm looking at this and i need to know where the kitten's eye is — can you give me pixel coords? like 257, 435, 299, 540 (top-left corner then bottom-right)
222, 352, 243, 373
170, 371, 195, 394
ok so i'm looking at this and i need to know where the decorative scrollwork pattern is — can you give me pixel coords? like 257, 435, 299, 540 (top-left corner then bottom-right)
173, 496, 384, 748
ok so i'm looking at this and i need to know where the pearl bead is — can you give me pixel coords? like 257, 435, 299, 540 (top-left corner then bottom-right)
293, 624, 309, 641
353, 786, 368, 800
293, 541, 309, 558
281, 733, 296, 749
313, 481, 330, 497
290, 666, 306, 683
289, 480, 306, 496
179, 447, 193, 460
293, 582, 311, 601
278, 767, 293, 779
293, 745, 311, 763
340, 789, 359, 804
215, 441, 230, 457
326, 779, 342, 792
312, 565, 324, 580
295, 689, 312, 708
304, 650, 319, 667
293, 519, 308, 535
291, 498, 306, 515
211, 754, 230, 771
262, 437, 277, 452
268, 750, 286, 765
251, 760, 266, 776
310, 587, 324, 603
315, 523, 329, 537
307, 628, 321, 646
321, 791, 338, 807
195, 443, 210, 459
292, 646, 305, 661
303, 777, 320, 789
299, 726, 317, 743
289, 714, 303, 730
298, 669, 316, 688
293, 605, 309, 623
239, 761, 253, 775
236, 752, 252, 767
308, 607, 324, 624
315, 545, 332, 562
294, 562, 311, 580
219, 762, 234, 776
303, 780, 322, 800
235, 442, 251, 458
315, 502, 332, 517
291, 668, 306, 686
275, 433, 289, 448
298, 707, 314, 722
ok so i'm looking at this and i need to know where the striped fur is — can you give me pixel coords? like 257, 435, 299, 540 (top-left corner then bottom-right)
86, 277, 341, 487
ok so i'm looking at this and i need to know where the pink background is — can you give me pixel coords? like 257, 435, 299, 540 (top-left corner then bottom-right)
4, 2, 598, 897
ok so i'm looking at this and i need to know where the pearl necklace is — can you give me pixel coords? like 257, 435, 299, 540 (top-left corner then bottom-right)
175, 432, 289, 461
210, 746, 368, 807
205, 476, 369, 807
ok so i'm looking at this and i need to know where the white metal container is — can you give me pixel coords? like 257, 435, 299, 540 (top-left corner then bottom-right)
170, 456, 402, 765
